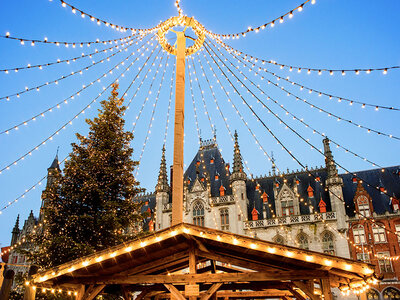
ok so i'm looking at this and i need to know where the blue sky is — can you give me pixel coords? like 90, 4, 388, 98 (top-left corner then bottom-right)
0, 0, 399, 250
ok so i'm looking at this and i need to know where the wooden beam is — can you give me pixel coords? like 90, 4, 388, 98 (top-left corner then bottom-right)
320, 278, 333, 300
164, 284, 186, 300
287, 286, 307, 300
216, 290, 293, 298
75, 285, 85, 300
75, 270, 329, 285
82, 285, 105, 300
200, 283, 222, 300
293, 281, 319, 300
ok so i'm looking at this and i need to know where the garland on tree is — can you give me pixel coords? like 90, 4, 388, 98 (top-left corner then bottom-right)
28, 84, 144, 269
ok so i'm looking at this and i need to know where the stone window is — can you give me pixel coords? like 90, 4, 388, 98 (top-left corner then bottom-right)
193, 201, 205, 227
273, 234, 285, 245
220, 208, 229, 231
373, 224, 387, 243
383, 287, 400, 299
356, 252, 370, 263
297, 233, 309, 250
367, 289, 380, 300
281, 190, 294, 216
321, 231, 335, 255
352, 225, 366, 244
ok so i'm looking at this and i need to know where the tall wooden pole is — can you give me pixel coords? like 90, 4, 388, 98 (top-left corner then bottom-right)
171, 31, 186, 225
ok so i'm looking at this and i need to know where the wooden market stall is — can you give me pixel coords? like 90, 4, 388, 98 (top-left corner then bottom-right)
27, 223, 377, 300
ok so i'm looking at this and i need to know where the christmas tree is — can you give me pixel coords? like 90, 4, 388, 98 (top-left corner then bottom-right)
30, 84, 144, 269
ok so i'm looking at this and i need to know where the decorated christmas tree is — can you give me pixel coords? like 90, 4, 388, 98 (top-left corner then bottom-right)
30, 84, 144, 269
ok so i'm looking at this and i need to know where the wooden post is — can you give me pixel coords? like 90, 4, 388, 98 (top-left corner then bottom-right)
320, 278, 333, 300
75, 285, 85, 300
171, 30, 186, 226
188, 245, 197, 300
0, 269, 14, 300
23, 266, 38, 300
360, 292, 368, 300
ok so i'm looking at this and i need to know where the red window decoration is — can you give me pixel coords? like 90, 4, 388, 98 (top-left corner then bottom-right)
196, 161, 200, 166
262, 192, 268, 203
215, 174, 219, 180
275, 182, 280, 188
379, 186, 385, 193
210, 158, 214, 164
315, 176, 321, 182
219, 185, 225, 196
296, 179, 300, 185
255, 185, 259, 191
307, 185, 314, 197
148, 219, 154, 232
201, 178, 205, 182
251, 207, 259, 221
319, 199, 327, 213
352, 177, 358, 183
392, 197, 399, 211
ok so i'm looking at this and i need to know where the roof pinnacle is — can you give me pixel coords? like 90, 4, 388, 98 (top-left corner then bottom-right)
156, 145, 169, 193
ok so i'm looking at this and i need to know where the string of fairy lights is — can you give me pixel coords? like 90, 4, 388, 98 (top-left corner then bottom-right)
0, 35, 155, 175
0, 35, 140, 102
1, 36, 135, 74
203, 0, 315, 40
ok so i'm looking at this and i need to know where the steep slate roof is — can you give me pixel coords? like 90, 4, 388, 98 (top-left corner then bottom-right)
341, 166, 400, 217
246, 168, 330, 220
183, 140, 231, 197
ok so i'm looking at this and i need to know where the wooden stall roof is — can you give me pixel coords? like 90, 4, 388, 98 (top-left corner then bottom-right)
32, 223, 375, 289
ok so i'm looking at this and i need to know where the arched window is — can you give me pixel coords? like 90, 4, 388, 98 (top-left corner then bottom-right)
367, 289, 380, 300
281, 189, 294, 216
321, 231, 335, 255
297, 233, 309, 250
373, 223, 387, 243
220, 208, 229, 231
383, 287, 400, 300
193, 201, 205, 227
273, 234, 285, 245
352, 225, 366, 244
357, 195, 371, 217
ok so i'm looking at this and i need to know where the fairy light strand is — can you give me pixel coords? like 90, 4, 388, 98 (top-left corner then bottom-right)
209, 38, 384, 169
216, 39, 400, 111
0, 35, 138, 74
0, 36, 141, 102
135, 52, 170, 177
187, 62, 201, 142
2, 32, 133, 47
0, 40, 145, 135
163, 61, 176, 145
0, 37, 156, 176
203, 0, 313, 40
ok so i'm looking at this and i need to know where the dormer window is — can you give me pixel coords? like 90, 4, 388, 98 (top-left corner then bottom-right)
281, 190, 294, 216
210, 157, 214, 164
357, 195, 370, 217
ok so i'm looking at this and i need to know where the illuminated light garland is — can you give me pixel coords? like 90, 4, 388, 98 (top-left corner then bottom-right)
135, 53, 170, 177
190, 57, 215, 136
188, 62, 201, 142
163, 60, 176, 145
130, 49, 164, 133
58, 0, 161, 35
209, 39, 384, 169
216, 40, 400, 111
0, 41, 145, 136
1, 32, 133, 47
0, 37, 139, 102
203, 0, 313, 40
199, 50, 281, 174
0, 37, 156, 176
205, 42, 400, 241
175, 0, 183, 17
0, 35, 137, 74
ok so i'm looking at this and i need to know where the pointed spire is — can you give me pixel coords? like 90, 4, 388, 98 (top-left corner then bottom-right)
156, 145, 169, 193
230, 131, 247, 182
12, 215, 20, 234
49, 148, 60, 170
323, 137, 338, 178
271, 151, 276, 176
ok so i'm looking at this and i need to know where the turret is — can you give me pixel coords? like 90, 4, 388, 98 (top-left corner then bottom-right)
323, 138, 346, 230
40, 152, 61, 220
155, 146, 170, 231
230, 131, 247, 234
11, 215, 20, 245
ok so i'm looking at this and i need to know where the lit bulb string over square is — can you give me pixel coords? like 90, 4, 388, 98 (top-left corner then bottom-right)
0, 35, 140, 103
57, 0, 162, 35
214, 39, 400, 112
134, 52, 170, 177
0, 41, 157, 215
201, 42, 400, 242
2, 31, 134, 47
0, 39, 145, 136
0, 35, 156, 177
163, 60, 176, 145
0, 34, 137, 74
203, 0, 314, 40
207, 38, 383, 169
